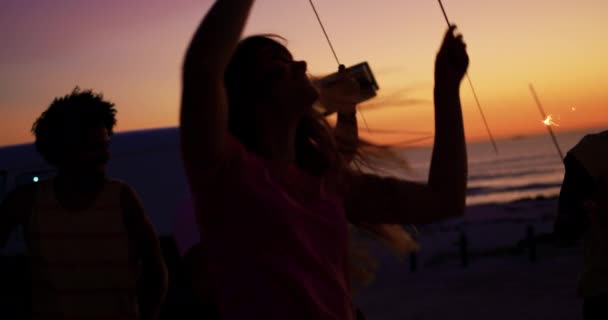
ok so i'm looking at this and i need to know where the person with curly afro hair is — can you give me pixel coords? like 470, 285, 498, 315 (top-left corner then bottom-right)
32, 87, 118, 170
1, 88, 168, 319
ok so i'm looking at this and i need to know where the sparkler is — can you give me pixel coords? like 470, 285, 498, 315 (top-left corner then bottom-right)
437, 0, 499, 155
529, 84, 564, 161
308, 0, 340, 66
308, 0, 371, 132
542, 115, 560, 127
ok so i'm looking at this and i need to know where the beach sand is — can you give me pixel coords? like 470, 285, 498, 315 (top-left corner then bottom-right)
354, 197, 584, 320
1, 197, 584, 319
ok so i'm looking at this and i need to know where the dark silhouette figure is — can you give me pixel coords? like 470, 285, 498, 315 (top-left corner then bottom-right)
0, 88, 168, 319
526, 225, 537, 263
410, 252, 418, 273
459, 230, 469, 267
180, 0, 469, 318
555, 130, 608, 320
178, 243, 220, 320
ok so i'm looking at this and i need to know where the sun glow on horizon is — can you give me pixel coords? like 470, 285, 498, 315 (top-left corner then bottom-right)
1, 1, 608, 147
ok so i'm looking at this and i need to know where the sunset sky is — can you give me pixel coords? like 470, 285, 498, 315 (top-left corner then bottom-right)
1, 0, 607, 147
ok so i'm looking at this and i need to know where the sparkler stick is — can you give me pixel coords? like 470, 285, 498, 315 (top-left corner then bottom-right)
308, 0, 371, 132
308, 0, 340, 66
529, 84, 564, 161
437, 0, 499, 155
438, 0, 451, 25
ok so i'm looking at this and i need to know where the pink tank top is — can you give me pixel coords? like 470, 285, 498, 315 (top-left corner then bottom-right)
190, 137, 355, 319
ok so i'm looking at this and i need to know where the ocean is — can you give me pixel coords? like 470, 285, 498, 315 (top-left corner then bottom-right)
385, 127, 605, 206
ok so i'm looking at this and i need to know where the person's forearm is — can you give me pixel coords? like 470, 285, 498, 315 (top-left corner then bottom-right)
181, 0, 255, 171
184, 0, 254, 75
429, 83, 467, 215
335, 111, 358, 162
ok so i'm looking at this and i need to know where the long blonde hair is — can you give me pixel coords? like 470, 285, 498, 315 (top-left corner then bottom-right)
225, 35, 418, 288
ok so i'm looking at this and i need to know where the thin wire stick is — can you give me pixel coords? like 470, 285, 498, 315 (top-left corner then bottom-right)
308, 0, 341, 66
438, 0, 451, 25
308, 0, 371, 133
437, 0, 499, 155
358, 111, 371, 132
466, 76, 499, 154
529, 84, 564, 161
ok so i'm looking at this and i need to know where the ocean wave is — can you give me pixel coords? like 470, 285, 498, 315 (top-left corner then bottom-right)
468, 168, 560, 182
468, 152, 555, 167
466, 182, 563, 196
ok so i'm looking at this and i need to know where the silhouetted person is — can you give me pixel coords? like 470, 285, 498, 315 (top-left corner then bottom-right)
180, 1, 468, 318
555, 130, 608, 320
0, 88, 168, 319
172, 75, 396, 319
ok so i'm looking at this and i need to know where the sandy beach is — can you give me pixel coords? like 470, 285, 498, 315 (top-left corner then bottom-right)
0, 196, 584, 319
354, 196, 585, 320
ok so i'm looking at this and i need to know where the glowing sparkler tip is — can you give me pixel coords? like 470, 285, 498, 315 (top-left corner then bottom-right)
543, 114, 560, 127
571, 107, 576, 111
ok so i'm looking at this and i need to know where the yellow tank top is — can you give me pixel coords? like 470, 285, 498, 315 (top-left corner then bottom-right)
27, 178, 139, 319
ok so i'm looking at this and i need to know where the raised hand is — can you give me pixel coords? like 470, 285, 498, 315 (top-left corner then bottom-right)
317, 65, 361, 114
435, 25, 469, 88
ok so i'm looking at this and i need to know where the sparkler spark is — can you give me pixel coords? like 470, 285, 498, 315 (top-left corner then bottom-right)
529, 84, 564, 161
542, 114, 560, 127
571, 107, 576, 111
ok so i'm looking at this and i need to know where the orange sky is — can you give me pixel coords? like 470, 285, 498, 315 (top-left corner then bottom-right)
1, 0, 607, 147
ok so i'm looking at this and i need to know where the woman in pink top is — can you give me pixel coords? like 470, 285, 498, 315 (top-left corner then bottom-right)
180, 1, 469, 318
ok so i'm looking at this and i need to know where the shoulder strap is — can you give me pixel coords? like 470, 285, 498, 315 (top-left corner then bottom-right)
113, 180, 144, 259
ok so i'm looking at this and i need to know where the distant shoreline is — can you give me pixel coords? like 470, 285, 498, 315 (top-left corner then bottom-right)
396, 125, 608, 150
468, 193, 559, 208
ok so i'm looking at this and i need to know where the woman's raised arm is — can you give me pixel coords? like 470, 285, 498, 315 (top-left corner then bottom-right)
346, 26, 468, 225
180, 0, 254, 181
